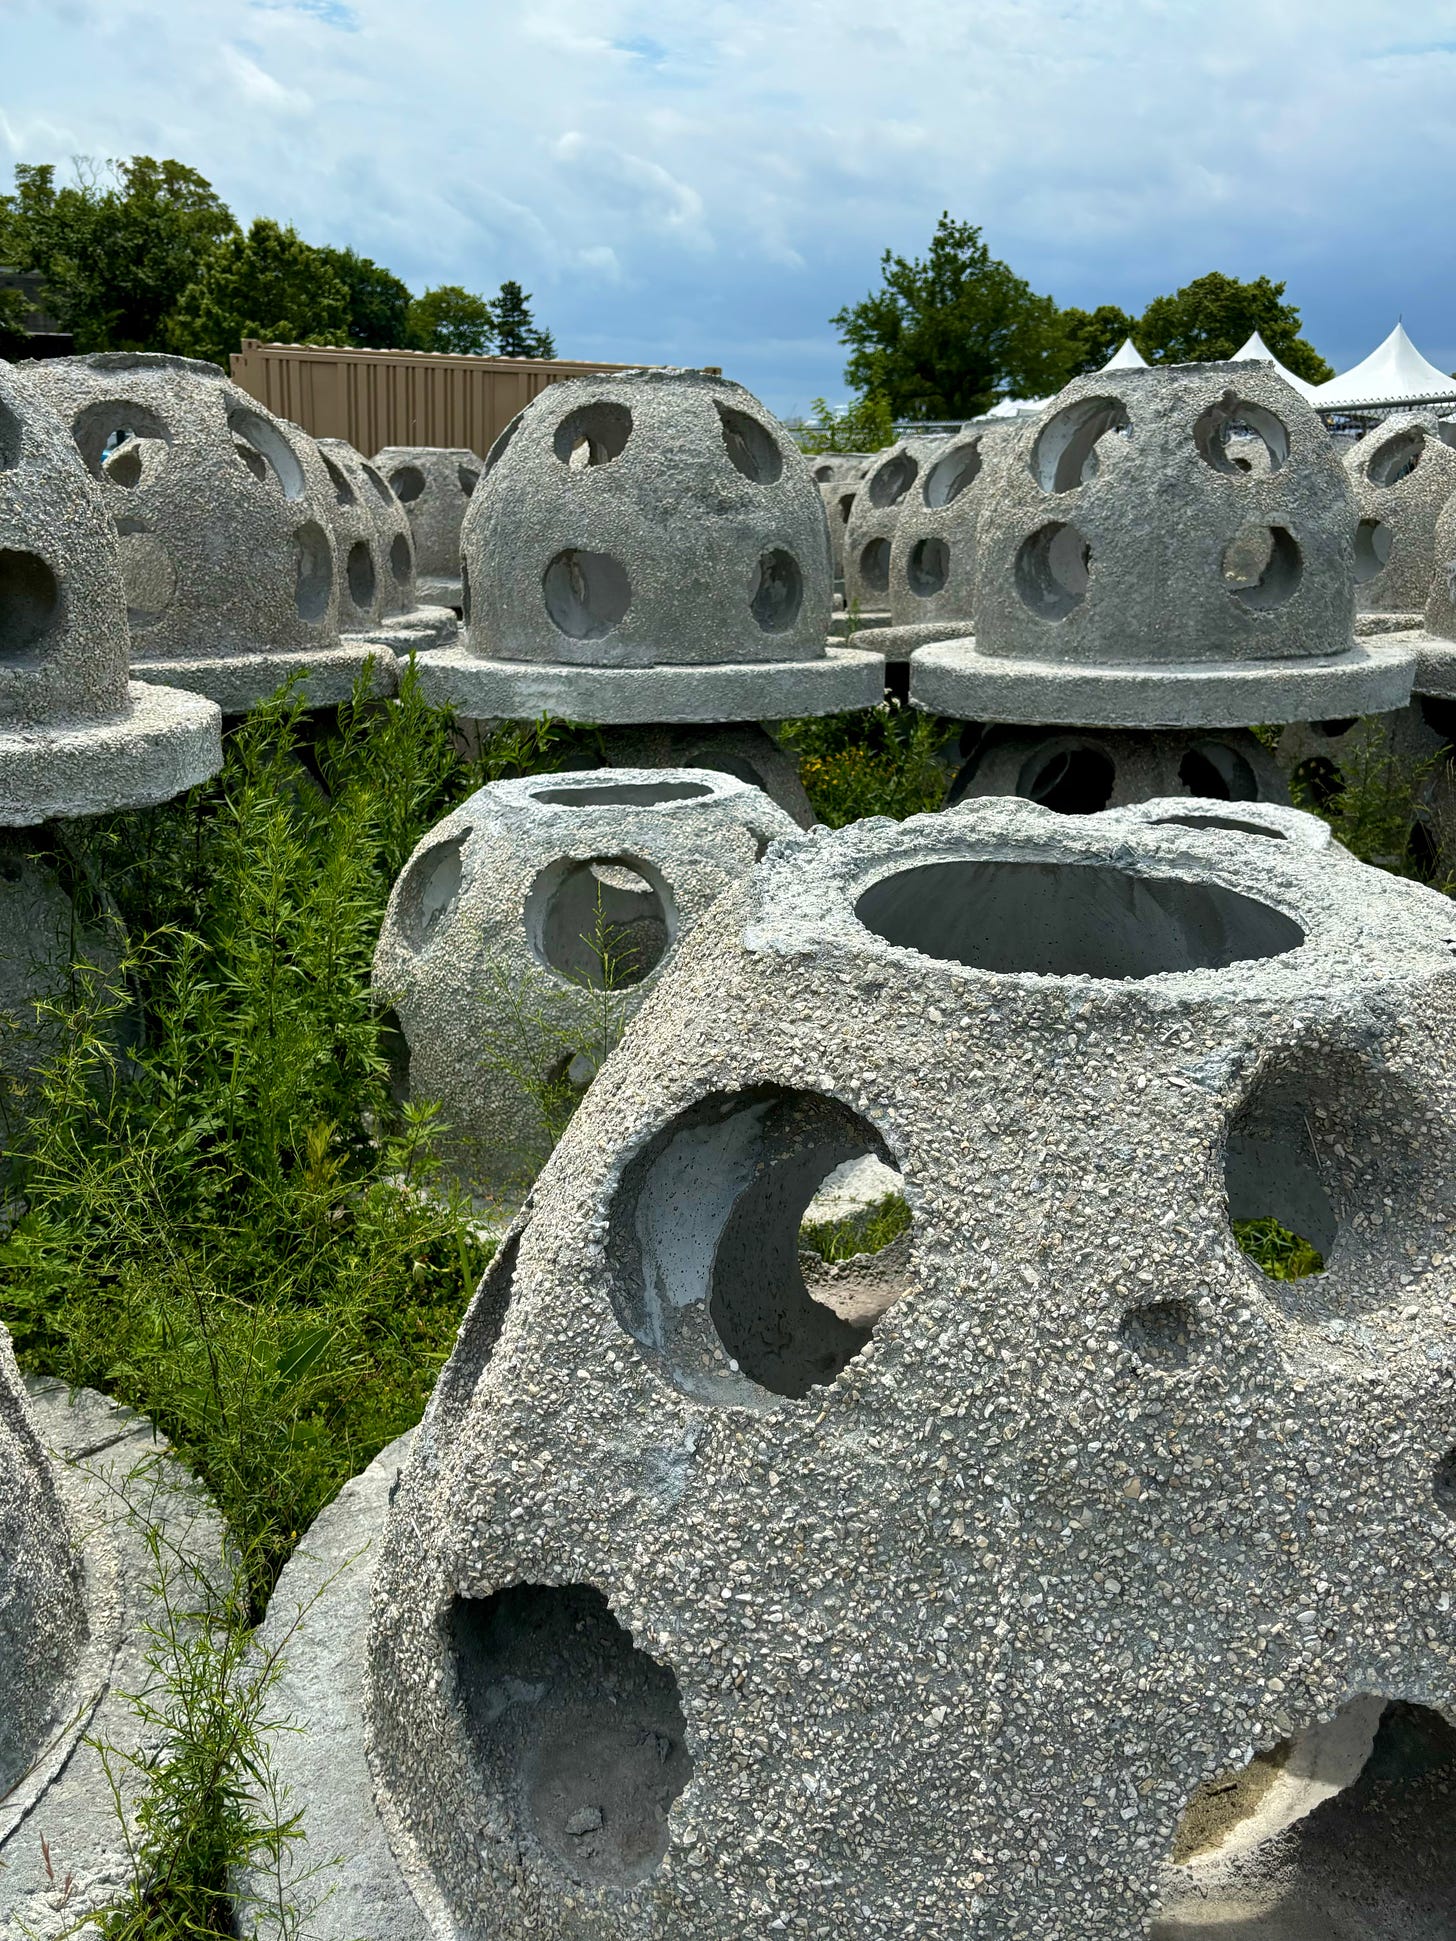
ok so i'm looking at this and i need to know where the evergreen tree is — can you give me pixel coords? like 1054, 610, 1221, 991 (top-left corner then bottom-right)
490, 280, 555, 359
168, 218, 349, 367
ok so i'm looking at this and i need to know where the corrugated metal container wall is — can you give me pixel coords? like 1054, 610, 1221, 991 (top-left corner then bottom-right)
227, 341, 676, 455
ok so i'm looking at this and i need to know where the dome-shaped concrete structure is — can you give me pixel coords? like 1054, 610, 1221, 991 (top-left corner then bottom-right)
870, 422, 1011, 663
1344, 412, 1456, 623
315, 438, 456, 651
841, 434, 946, 620
373, 445, 482, 608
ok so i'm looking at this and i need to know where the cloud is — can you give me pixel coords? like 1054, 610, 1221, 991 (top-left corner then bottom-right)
4, 0, 1456, 413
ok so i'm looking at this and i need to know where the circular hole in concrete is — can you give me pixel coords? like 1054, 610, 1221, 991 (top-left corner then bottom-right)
1225, 1066, 1334, 1283
1015, 520, 1091, 620
346, 540, 376, 613
606, 1085, 908, 1405
1354, 517, 1393, 583
227, 405, 305, 498
1018, 744, 1115, 814
1033, 396, 1130, 492
0, 550, 61, 665
715, 402, 783, 483
835, 491, 856, 527
115, 522, 177, 629
1153, 813, 1288, 840
70, 399, 171, 486
924, 438, 983, 507
293, 520, 333, 622
1179, 741, 1258, 801
450, 1582, 692, 1889
1120, 1298, 1201, 1367
1367, 427, 1425, 487
554, 400, 632, 468
0, 398, 19, 470
813, 462, 833, 482
390, 533, 412, 583
543, 549, 631, 639
1193, 391, 1290, 476
323, 455, 357, 506
531, 780, 714, 808
394, 830, 466, 949
526, 855, 673, 988
360, 461, 393, 504
867, 449, 917, 507
855, 859, 1303, 977
459, 463, 479, 495
750, 548, 803, 631
859, 536, 891, 595
390, 464, 426, 502
907, 535, 949, 597
1222, 526, 1301, 610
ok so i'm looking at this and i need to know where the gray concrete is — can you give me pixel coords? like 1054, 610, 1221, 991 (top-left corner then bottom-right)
950, 723, 1288, 812
316, 439, 458, 655
0, 358, 220, 814
0, 1362, 226, 1939
842, 435, 947, 615
25, 352, 397, 710
1405, 489, 1456, 698
887, 424, 1011, 637
1344, 412, 1456, 615
363, 791, 1456, 1937
372, 766, 800, 1205
594, 724, 816, 828
373, 446, 482, 609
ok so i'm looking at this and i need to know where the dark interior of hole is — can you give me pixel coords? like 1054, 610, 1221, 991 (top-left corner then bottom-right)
390, 465, 426, 502
1179, 743, 1258, 802
451, 1582, 693, 1889
1153, 813, 1287, 840
859, 537, 890, 594
532, 780, 713, 808
716, 403, 783, 484
924, 441, 982, 507
346, 541, 376, 611
375, 1007, 411, 1107
750, 548, 802, 631
0, 549, 61, 663
1291, 755, 1343, 810
869, 450, 916, 506
1312, 717, 1358, 739
1023, 746, 1115, 815
553, 401, 633, 467
1418, 695, 1456, 746
390, 533, 412, 582
1225, 1092, 1337, 1265
538, 860, 667, 987
855, 859, 1304, 979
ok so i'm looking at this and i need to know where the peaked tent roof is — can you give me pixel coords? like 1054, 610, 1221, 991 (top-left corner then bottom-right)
1230, 330, 1321, 401
1101, 337, 1148, 371
1314, 322, 1456, 411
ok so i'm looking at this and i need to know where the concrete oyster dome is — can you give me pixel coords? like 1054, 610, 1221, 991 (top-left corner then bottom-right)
0, 357, 220, 823
25, 352, 397, 712
874, 421, 1011, 663
1344, 411, 1456, 626
912, 360, 1417, 728
412, 368, 883, 724
315, 437, 456, 651
372, 766, 799, 1202
841, 432, 947, 629
374, 445, 482, 608
352, 793, 1456, 1937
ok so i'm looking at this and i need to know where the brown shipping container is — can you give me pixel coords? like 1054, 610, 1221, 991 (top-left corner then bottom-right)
228, 340, 684, 457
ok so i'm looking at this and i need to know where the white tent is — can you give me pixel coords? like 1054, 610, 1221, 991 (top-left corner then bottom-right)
1230, 330, 1321, 401
1101, 337, 1147, 371
1314, 322, 1456, 412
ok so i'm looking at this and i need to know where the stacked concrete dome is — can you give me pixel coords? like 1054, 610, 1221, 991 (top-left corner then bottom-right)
315, 437, 457, 651
873, 422, 1010, 663
26, 352, 397, 712
1345, 412, 1456, 627
374, 445, 481, 608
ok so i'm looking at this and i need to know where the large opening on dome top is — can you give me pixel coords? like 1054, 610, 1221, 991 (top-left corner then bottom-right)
530, 779, 713, 808
854, 859, 1303, 978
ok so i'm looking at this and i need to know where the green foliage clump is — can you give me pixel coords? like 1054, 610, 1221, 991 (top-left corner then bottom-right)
405, 279, 556, 358
1290, 719, 1455, 888
800, 1193, 911, 1264
168, 218, 351, 366
1233, 1218, 1324, 1281
779, 703, 950, 827
796, 392, 895, 454
1057, 302, 1142, 377
314, 244, 413, 351
1135, 271, 1333, 382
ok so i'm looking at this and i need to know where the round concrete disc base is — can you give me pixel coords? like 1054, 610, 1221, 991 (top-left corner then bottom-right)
346, 607, 460, 655
0, 680, 222, 825
1356, 609, 1423, 637
416, 573, 462, 610
131, 645, 400, 716
412, 643, 886, 724
855, 619, 974, 664
1410, 631, 1456, 700
909, 634, 1417, 728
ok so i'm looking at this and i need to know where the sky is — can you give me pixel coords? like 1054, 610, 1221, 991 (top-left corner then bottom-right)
3, 0, 1456, 419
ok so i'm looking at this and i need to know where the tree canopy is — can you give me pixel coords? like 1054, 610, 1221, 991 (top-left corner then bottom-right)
1058, 303, 1141, 378
168, 218, 351, 366
490, 280, 555, 359
1133, 271, 1333, 382
316, 246, 412, 351
405, 284, 496, 355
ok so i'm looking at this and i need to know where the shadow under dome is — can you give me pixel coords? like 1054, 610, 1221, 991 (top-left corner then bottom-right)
854, 857, 1304, 978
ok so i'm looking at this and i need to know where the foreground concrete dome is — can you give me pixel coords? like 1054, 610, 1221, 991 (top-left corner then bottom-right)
26, 352, 397, 712
413, 368, 882, 724
1344, 412, 1456, 625
373, 445, 481, 607
912, 361, 1416, 728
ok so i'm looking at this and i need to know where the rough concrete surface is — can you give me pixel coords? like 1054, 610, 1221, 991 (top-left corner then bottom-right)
842, 435, 947, 615
1343, 412, 1456, 615
950, 723, 1289, 813
374, 446, 482, 608
887, 424, 1012, 635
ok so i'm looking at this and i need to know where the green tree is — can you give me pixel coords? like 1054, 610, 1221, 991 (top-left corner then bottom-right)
797, 391, 895, 453
0, 156, 236, 352
168, 218, 350, 367
490, 279, 555, 359
0, 285, 30, 357
1134, 272, 1332, 382
1057, 303, 1142, 377
316, 245, 412, 349
405, 283, 496, 355
832, 213, 1068, 420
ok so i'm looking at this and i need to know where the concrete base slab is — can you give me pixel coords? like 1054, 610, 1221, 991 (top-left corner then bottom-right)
416, 574, 462, 611
0, 1379, 226, 1939
131, 645, 400, 716
412, 643, 886, 725
1356, 610, 1423, 637
0, 681, 222, 825
852, 619, 974, 663
910, 634, 1417, 728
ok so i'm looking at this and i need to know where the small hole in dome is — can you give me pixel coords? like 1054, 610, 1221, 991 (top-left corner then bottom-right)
554, 401, 632, 468
346, 541, 376, 614
1032, 396, 1130, 492
293, 521, 333, 622
1222, 526, 1302, 609
390, 533, 412, 583
835, 492, 855, 527
1179, 742, 1258, 801
531, 779, 713, 808
1193, 391, 1290, 475
390, 464, 426, 502
859, 537, 891, 594
116, 523, 177, 629
361, 461, 394, 504
227, 406, 305, 498
543, 549, 631, 639
458, 464, 479, 495
907, 535, 949, 597
323, 455, 356, 506
527, 856, 673, 989
1367, 427, 1425, 487
0, 550, 61, 666
70, 399, 171, 486
867, 450, 917, 507
1120, 1299, 1201, 1368
1354, 517, 1393, 583
923, 439, 983, 508
450, 1583, 692, 1889
1016, 521, 1091, 620
395, 831, 467, 949
715, 402, 783, 483
1018, 743, 1115, 814
1226, 1069, 1334, 1283
750, 548, 803, 632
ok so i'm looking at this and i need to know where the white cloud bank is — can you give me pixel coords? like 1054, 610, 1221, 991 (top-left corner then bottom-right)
3, 0, 1456, 413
